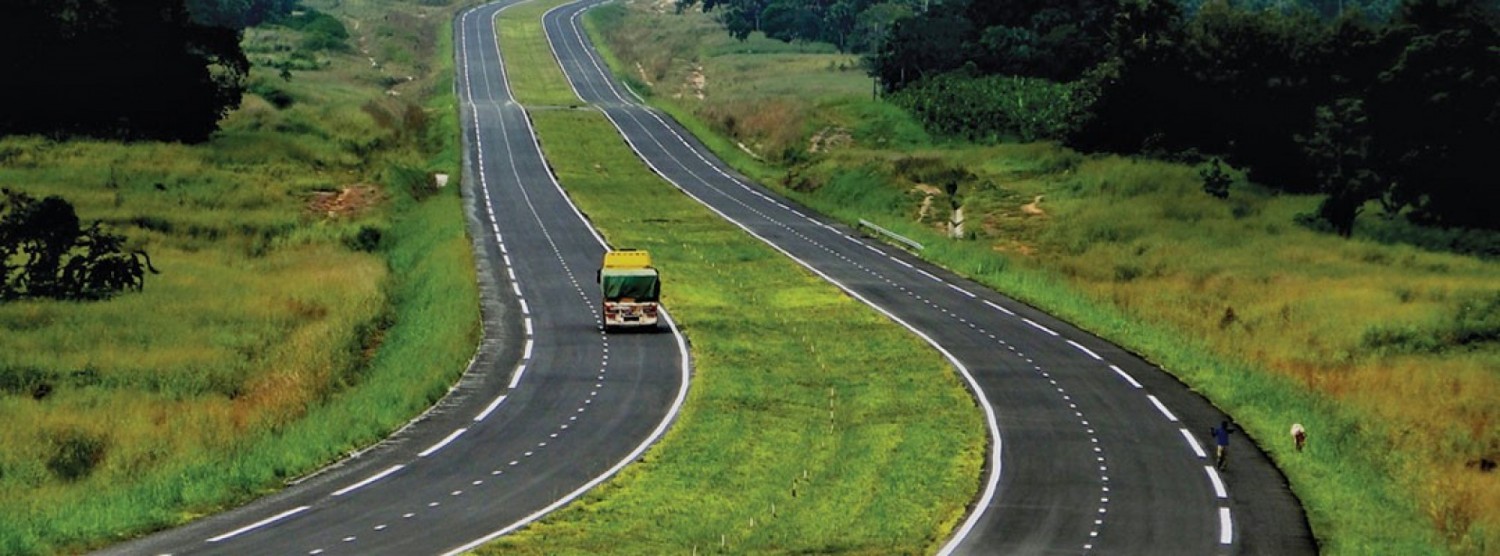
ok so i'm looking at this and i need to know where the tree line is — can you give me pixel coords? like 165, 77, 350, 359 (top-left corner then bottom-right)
1068, 0, 1498, 234
0, 0, 297, 142
675, 0, 931, 53
688, 0, 1498, 235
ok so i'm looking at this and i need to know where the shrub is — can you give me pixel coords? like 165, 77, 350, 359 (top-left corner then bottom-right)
347, 225, 384, 252
45, 427, 108, 482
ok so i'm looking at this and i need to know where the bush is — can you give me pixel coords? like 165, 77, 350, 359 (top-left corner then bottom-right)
46, 427, 108, 482
278, 9, 349, 51
347, 225, 384, 252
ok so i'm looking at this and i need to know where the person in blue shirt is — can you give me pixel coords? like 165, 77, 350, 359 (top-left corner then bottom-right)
1211, 421, 1234, 470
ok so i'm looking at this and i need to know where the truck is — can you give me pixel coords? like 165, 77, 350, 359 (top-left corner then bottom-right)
598, 249, 660, 330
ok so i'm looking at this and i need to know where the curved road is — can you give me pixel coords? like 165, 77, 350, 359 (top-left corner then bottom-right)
542, 1, 1317, 554
96, 3, 687, 555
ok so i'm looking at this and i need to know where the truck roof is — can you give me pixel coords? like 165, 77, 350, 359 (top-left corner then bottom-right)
603, 250, 652, 269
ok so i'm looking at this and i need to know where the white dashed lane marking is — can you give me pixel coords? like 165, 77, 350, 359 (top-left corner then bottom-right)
1204, 466, 1228, 499
1022, 318, 1059, 336
1219, 508, 1234, 544
1180, 428, 1208, 459
207, 506, 311, 543
418, 428, 467, 458
1109, 365, 1143, 389
1147, 395, 1179, 422
331, 464, 405, 497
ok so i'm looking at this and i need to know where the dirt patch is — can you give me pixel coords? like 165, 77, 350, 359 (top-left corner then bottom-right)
308, 185, 383, 219
635, 62, 654, 87
809, 126, 853, 153
1021, 194, 1046, 217
675, 65, 706, 100
995, 241, 1037, 257
912, 183, 942, 222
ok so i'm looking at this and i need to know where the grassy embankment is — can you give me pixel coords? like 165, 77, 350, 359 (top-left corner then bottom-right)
0, 2, 477, 553
583, 3, 1499, 555
474, 1, 984, 553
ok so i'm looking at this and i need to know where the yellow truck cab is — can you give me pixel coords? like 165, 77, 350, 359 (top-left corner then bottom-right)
598, 250, 660, 330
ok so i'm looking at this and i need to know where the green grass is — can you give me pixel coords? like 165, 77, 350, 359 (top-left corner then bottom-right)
582, 3, 1500, 555
478, 107, 982, 556
496, 0, 581, 107
0, 2, 479, 553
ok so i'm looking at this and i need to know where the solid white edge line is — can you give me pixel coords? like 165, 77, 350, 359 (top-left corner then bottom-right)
474, 395, 507, 422
1022, 318, 1059, 336
1109, 364, 1143, 389
206, 506, 311, 543
507, 364, 526, 389
1147, 395, 1180, 422
441, 309, 693, 556
1180, 428, 1208, 459
1219, 507, 1234, 544
1066, 339, 1103, 360
331, 465, 406, 497
948, 283, 977, 299
1205, 465, 1229, 498
418, 428, 468, 458
983, 299, 1016, 316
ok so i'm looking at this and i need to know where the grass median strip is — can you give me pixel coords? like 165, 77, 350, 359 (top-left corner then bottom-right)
473, 106, 983, 553
496, 0, 579, 107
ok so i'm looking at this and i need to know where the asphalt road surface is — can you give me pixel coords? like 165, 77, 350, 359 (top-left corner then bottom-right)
95, 2, 687, 554
541, 1, 1318, 554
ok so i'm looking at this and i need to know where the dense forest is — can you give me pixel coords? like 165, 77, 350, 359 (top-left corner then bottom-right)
0, 0, 296, 142
682, 0, 1500, 235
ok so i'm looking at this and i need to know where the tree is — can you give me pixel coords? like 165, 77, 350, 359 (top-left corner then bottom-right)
848, 2, 916, 53
0, 0, 250, 142
871, 8, 976, 91
186, 0, 299, 29
1363, 0, 1500, 229
1299, 98, 1383, 236
0, 190, 157, 301
1200, 158, 1233, 199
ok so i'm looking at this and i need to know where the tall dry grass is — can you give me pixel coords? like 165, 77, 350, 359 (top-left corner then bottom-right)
0, 1, 479, 552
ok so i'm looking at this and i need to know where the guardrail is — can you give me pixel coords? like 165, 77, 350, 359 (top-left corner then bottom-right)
858, 219, 924, 251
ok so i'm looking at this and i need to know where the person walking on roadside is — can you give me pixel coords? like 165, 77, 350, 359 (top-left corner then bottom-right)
1211, 421, 1235, 470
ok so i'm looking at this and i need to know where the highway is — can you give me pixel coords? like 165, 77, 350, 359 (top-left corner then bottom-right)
95, 2, 688, 554
541, 1, 1318, 553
